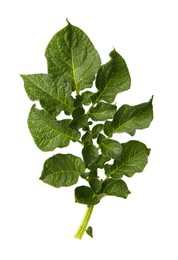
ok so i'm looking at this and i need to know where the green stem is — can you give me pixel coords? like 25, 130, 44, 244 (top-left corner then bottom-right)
77, 139, 83, 146
74, 205, 94, 239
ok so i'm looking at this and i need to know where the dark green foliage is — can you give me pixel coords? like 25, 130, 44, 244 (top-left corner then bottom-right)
75, 186, 100, 205
40, 154, 85, 187
21, 20, 153, 239
88, 102, 117, 121
86, 226, 93, 238
101, 179, 131, 198
82, 144, 98, 168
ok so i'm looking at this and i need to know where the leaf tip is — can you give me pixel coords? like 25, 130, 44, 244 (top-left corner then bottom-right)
109, 48, 116, 57
147, 148, 151, 155
124, 189, 131, 199
66, 18, 71, 25
20, 74, 25, 80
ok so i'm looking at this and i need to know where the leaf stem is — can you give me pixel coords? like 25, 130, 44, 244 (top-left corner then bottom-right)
74, 205, 94, 239
77, 139, 83, 145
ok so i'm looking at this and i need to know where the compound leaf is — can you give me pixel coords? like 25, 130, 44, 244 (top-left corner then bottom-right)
28, 105, 80, 151
89, 102, 117, 121
22, 21, 154, 240
40, 154, 85, 188
112, 97, 153, 136
101, 179, 130, 199
45, 21, 101, 93
105, 140, 150, 179
91, 49, 131, 103
21, 74, 74, 116
75, 186, 100, 205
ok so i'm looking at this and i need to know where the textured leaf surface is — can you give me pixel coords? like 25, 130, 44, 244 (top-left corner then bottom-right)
40, 154, 85, 188
89, 102, 117, 121
82, 144, 98, 168
101, 179, 130, 198
28, 105, 80, 151
69, 115, 89, 130
21, 74, 74, 116
89, 177, 102, 194
92, 124, 104, 138
104, 121, 113, 137
90, 154, 110, 170
112, 97, 153, 136
45, 21, 101, 92
105, 141, 150, 179
69, 106, 89, 130
91, 49, 131, 103
81, 132, 93, 145
81, 91, 93, 105
75, 186, 100, 205
100, 138, 122, 160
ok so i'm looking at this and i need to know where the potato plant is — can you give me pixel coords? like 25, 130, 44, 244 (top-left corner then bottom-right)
21, 20, 153, 239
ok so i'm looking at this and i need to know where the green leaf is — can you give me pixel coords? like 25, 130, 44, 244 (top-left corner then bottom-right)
75, 186, 100, 205
82, 144, 98, 168
112, 97, 153, 136
81, 132, 93, 145
88, 170, 97, 178
89, 177, 102, 194
89, 154, 110, 171
92, 124, 104, 139
69, 115, 89, 130
91, 49, 131, 103
101, 179, 130, 199
40, 154, 85, 188
45, 21, 101, 93
95, 155, 110, 169
69, 106, 89, 130
105, 140, 150, 179
21, 74, 74, 116
89, 102, 117, 121
104, 121, 113, 137
74, 95, 83, 107
97, 133, 106, 145
72, 106, 85, 118
100, 138, 122, 160
86, 226, 93, 238
81, 91, 93, 105
28, 105, 80, 151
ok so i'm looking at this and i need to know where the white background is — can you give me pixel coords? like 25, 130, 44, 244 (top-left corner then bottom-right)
0, 0, 178, 259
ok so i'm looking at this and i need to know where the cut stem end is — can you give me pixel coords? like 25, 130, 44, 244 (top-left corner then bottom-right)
74, 205, 94, 239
